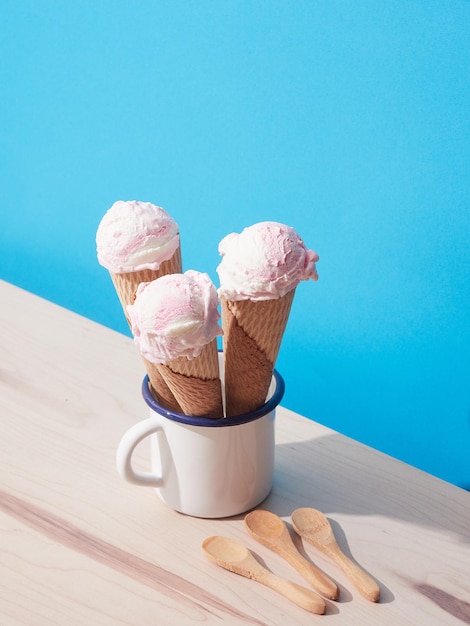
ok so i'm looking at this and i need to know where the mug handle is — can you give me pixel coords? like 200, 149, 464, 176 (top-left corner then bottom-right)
116, 417, 164, 487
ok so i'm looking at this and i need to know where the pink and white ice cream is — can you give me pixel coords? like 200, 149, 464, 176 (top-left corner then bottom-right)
217, 221, 319, 301
127, 270, 222, 365
96, 200, 179, 273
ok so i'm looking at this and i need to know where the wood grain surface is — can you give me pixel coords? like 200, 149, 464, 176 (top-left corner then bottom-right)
1, 280, 469, 625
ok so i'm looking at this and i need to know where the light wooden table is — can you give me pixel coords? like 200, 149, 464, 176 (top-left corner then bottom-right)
1, 279, 469, 625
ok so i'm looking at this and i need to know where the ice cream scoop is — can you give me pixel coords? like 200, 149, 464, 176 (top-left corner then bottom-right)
96, 200, 180, 274
127, 271, 223, 418
128, 270, 222, 364
217, 221, 318, 301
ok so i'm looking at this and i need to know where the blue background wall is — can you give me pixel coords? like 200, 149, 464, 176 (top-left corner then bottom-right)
2, 1, 469, 487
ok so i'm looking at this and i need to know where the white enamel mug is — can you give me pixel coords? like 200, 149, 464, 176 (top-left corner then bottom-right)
116, 356, 284, 518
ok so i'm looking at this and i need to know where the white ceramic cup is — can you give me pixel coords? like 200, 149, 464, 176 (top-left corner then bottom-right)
116, 355, 284, 518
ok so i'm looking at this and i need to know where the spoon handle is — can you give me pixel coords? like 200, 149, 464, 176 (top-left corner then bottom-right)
329, 548, 380, 602
262, 572, 326, 615
281, 549, 339, 600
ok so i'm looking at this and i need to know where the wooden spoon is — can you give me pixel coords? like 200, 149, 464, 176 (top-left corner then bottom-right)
244, 510, 338, 600
202, 536, 326, 615
291, 507, 380, 602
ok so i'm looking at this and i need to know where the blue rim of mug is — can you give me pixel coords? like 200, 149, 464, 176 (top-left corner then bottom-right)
142, 368, 285, 427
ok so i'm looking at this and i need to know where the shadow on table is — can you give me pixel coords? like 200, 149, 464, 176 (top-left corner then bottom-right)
261, 432, 470, 544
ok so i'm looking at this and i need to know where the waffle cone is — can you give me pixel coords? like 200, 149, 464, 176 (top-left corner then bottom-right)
110, 246, 182, 409
157, 340, 224, 418
143, 359, 183, 413
110, 246, 182, 326
221, 290, 294, 416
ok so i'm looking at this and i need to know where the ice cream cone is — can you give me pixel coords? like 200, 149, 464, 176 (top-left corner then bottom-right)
97, 201, 183, 412
221, 289, 295, 416
157, 339, 224, 418
110, 246, 182, 326
217, 221, 318, 416
127, 271, 224, 419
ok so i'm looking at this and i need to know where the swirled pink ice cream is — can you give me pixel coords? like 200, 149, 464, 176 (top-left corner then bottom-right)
217, 221, 319, 301
96, 200, 179, 273
127, 270, 222, 364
